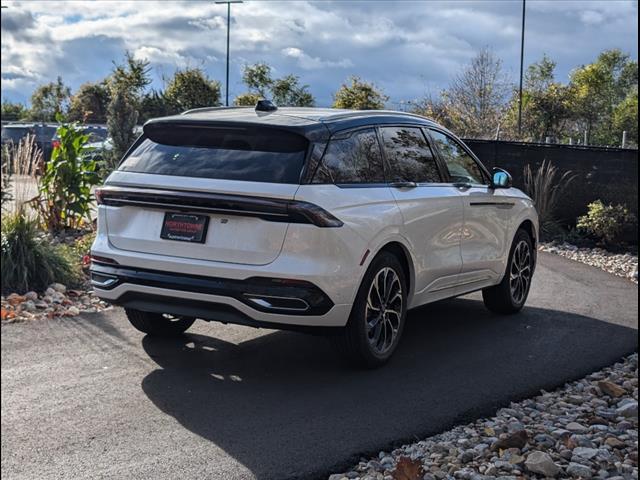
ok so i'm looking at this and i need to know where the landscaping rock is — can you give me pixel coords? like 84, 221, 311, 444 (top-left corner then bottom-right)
329, 354, 638, 480
598, 380, 626, 398
524, 451, 560, 477
539, 243, 638, 284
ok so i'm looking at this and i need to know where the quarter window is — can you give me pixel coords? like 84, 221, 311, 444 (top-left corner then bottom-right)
428, 129, 486, 185
380, 126, 441, 183
313, 128, 385, 184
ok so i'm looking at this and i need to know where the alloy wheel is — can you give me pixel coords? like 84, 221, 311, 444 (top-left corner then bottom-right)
509, 240, 531, 305
365, 267, 403, 355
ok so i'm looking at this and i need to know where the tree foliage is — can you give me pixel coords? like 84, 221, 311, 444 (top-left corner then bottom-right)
235, 62, 315, 107
68, 81, 110, 123
414, 48, 509, 138
164, 68, 221, 112
106, 88, 138, 170
568, 49, 638, 145
504, 55, 571, 142
29, 76, 71, 121
1, 101, 28, 122
332, 76, 388, 110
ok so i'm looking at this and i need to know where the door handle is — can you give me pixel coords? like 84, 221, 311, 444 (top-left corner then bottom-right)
390, 181, 418, 189
453, 182, 472, 189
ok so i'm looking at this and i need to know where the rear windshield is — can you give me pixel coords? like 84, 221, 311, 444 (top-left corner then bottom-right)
1, 127, 33, 144
118, 124, 309, 184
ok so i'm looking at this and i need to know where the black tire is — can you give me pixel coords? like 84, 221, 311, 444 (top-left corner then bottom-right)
334, 251, 408, 368
482, 228, 534, 314
125, 308, 196, 337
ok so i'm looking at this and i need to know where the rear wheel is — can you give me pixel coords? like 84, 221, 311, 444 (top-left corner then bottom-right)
482, 229, 534, 314
334, 251, 408, 368
125, 308, 196, 337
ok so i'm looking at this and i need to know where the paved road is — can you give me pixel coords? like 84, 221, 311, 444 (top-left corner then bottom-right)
2, 253, 638, 480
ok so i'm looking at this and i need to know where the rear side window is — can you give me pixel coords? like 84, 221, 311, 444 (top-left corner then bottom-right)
118, 125, 308, 184
380, 126, 441, 183
428, 129, 486, 185
312, 128, 385, 184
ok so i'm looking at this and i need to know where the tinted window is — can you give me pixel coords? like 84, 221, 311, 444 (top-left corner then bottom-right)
428, 130, 485, 185
119, 125, 308, 184
313, 128, 385, 184
1, 127, 34, 144
380, 126, 441, 183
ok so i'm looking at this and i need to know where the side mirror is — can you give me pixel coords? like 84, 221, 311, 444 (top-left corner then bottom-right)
491, 168, 512, 189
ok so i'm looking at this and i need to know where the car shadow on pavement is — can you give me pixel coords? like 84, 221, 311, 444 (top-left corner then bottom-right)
139, 297, 638, 480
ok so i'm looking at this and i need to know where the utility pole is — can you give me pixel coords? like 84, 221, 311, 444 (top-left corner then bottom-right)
517, 0, 526, 137
215, 1, 243, 107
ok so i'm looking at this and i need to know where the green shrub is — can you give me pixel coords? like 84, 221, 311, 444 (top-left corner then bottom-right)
32, 120, 100, 232
523, 159, 577, 239
1, 213, 81, 293
577, 200, 637, 245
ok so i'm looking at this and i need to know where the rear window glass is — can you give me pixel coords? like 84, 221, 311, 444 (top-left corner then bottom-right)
1, 127, 34, 144
118, 125, 308, 184
312, 128, 385, 184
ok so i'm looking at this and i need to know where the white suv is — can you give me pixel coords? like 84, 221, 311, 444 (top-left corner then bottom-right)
91, 104, 538, 367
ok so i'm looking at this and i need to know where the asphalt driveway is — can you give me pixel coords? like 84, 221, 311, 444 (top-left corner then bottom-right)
1, 252, 638, 480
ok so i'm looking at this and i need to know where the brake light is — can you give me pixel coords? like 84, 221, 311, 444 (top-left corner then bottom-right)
90, 254, 118, 265
95, 188, 104, 204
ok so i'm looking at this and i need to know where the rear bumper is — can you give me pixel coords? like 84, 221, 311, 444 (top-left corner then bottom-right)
91, 263, 352, 328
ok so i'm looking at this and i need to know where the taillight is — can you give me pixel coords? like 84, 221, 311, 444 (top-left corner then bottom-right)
95, 188, 104, 204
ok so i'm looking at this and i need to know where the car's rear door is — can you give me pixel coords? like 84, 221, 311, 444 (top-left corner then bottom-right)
379, 125, 464, 304
101, 123, 308, 266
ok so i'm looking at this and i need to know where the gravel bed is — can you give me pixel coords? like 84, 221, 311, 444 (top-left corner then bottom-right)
329, 354, 638, 480
1, 283, 111, 323
540, 243, 638, 284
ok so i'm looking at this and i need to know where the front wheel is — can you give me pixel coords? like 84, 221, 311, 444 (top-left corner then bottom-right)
334, 251, 408, 368
482, 229, 534, 314
125, 308, 196, 337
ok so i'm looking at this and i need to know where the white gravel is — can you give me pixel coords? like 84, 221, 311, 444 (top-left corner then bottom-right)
540, 243, 638, 284
329, 354, 638, 480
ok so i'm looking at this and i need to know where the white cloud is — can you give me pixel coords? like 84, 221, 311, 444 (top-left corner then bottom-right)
1, 0, 637, 106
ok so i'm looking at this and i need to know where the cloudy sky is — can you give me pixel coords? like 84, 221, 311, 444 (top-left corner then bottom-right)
1, 0, 638, 107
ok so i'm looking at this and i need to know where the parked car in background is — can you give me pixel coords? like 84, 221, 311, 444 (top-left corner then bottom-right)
91, 105, 539, 367
1, 123, 58, 163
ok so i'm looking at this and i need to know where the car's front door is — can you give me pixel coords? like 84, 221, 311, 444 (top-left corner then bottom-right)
378, 125, 464, 306
427, 128, 511, 282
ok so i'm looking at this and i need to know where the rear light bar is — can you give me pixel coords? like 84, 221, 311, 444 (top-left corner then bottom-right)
94, 186, 343, 228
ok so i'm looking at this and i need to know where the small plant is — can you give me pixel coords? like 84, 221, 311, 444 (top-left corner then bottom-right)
1, 145, 11, 208
1, 134, 42, 215
32, 119, 100, 232
1, 212, 81, 293
523, 159, 577, 239
577, 200, 638, 245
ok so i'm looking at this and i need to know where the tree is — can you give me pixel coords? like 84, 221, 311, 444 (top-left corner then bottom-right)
504, 55, 571, 142
164, 68, 221, 112
105, 52, 150, 172
68, 81, 110, 123
29, 76, 71, 121
568, 49, 638, 145
1, 101, 28, 121
234, 93, 262, 106
108, 51, 151, 100
332, 76, 388, 110
106, 88, 138, 171
234, 62, 315, 107
612, 89, 638, 147
139, 90, 175, 122
242, 62, 272, 97
271, 75, 314, 107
